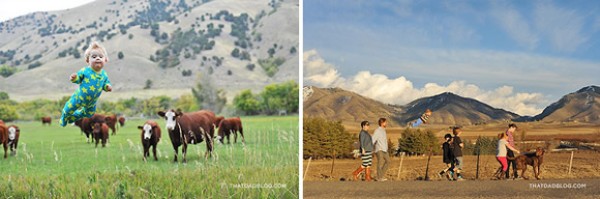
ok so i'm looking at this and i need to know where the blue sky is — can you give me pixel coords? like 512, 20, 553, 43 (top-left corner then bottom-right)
303, 0, 600, 115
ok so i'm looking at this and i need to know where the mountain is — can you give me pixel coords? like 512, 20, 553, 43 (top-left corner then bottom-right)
531, 85, 600, 123
0, 0, 299, 102
303, 86, 399, 126
303, 87, 519, 126
395, 92, 519, 125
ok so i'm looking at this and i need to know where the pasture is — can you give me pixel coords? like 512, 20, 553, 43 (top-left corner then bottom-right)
0, 116, 299, 198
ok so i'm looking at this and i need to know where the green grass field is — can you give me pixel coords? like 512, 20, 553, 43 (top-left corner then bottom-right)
0, 116, 299, 198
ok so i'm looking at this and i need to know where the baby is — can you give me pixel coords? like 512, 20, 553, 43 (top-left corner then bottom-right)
59, 42, 112, 126
411, 109, 432, 127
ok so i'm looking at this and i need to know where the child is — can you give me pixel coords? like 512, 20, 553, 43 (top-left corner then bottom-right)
496, 133, 520, 180
452, 126, 465, 181
438, 133, 455, 181
411, 109, 432, 127
352, 121, 374, 181
59, 42, 112, 126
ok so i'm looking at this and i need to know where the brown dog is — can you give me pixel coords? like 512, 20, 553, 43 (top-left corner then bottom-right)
512, 147, 545, 180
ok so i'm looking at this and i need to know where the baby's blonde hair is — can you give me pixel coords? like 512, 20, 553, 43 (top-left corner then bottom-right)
84, 41, 109, 62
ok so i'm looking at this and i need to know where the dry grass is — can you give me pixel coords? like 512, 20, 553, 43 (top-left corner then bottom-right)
303, 151, 600, 181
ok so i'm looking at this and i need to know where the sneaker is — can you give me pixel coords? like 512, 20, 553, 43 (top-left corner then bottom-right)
379, 178, 388, 182
456, 176, 465, 181
447, 171, 454, 181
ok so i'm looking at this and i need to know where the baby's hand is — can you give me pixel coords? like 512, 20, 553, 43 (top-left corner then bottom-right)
105, 85, 112, 92
69, 73, 77, 81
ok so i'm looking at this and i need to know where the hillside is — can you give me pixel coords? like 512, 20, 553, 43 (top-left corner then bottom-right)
304, 87, 520, 126
0, 0, 299, 102
532, 85, 600, 123
303, 86, 399, 126
396, 92, 519, 126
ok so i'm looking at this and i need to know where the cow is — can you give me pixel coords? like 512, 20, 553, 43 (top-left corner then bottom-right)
157, 109, 214, 163
214, 116, 224, 129
75, 118, 93, 143
0, 124, 8, 158
118, 116, 126, 127
138, 121, 161, 161
105, 114, 118, 135
0, 119, 5, 125
7, 125, 20, 156
41, 116, 52, 125
217, 117, 245, 144
92, 122, 109, 148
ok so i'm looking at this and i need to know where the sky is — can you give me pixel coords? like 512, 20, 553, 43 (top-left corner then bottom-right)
0, 0, 94, 22
304, 0, 600, 116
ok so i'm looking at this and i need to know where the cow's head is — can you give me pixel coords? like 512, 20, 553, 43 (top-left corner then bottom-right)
8, 126, 17, 140
138, 123, 154, 140
158, 109, 182, 131
92, 122, 103, 134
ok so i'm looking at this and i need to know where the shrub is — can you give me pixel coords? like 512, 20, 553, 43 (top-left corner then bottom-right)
303, 117, 356, 159
0, 65, 16, 77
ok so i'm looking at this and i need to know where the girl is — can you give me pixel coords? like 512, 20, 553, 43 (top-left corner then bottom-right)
496, 133, 520, 180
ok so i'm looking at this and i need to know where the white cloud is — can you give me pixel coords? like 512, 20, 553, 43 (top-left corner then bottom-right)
490, 2, 539, 50
534, 2, 587, 52
304, 50, 548, 116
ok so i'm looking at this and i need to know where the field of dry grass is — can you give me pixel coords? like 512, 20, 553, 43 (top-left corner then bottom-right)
303, 151, 600, 182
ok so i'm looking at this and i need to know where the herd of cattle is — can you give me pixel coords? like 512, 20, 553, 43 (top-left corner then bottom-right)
0, 109, 245, 163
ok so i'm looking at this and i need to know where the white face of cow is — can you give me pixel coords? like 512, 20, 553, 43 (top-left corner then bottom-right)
143, 124, 152, 140
8, 127, 16, 140
164, 110, 177, 130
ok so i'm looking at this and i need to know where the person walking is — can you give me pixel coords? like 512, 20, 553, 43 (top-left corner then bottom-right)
372, 118, 390, 181
505, 123, 519, 179
352, 121, 374, 181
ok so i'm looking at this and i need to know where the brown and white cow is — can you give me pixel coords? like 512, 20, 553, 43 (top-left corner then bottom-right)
157, 109, 215, 163
138, 120, 161, 161
105, 114, 118, 135
214, 116, 224, 129
0, 124, 8, 158
92, 122, 109, 148
7, 125, 20, 156
41, 116, 52, 125
75, 118, 93, 143
217, 117, 245, 144
118, 116, 126, 127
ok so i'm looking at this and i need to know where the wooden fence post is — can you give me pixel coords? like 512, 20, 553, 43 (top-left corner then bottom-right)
568, 151, 574, 175
396, 152, 404, 180
304, 157, 312, 181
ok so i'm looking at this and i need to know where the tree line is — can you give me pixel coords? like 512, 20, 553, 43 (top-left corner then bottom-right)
303, 117, 500, 160
0, 81, 298, 121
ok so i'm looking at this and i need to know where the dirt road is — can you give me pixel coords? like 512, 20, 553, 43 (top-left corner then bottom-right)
304, 179, 600, 198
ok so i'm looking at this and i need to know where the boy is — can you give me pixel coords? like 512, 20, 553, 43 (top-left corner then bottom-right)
505, 123, 519, 179
452, 126, 465, 181
352, 121, 374, 181
411, 109, 432, 127
438, 133, 455, 181
372, 118, 390, 181
60, 42, 112, 126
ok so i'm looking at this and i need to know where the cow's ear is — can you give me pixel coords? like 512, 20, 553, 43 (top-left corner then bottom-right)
175, 110, 183, 116
157, 111, 166, 117
138, 126, 143, 130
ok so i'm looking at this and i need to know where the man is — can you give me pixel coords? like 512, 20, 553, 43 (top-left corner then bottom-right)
352, 121, 374, 181
452, 126, 465, 181
372, 118, 390, 181
505, 123, 519, 179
